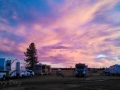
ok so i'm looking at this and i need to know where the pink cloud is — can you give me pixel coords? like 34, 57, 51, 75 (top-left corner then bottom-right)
0, 0, 120, 68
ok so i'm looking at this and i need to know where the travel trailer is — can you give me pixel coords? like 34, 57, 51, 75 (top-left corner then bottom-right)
0, 58, 28, 80
103, 64, 120, 76
75, 63, 88, 77
34, 63, 51, 75
109, 64, 120, 75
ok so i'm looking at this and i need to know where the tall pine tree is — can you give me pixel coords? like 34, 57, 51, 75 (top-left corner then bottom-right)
24, 42, 38, 70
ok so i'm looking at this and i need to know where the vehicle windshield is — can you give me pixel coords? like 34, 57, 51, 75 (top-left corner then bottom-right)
76, 68, 84, 71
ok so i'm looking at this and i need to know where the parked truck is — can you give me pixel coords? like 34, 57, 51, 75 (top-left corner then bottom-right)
34, 63, 51, 75
75, 63, 88, 77
0, 58, 28, 80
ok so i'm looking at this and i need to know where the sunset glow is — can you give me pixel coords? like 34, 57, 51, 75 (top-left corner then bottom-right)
0, 0, 120, 68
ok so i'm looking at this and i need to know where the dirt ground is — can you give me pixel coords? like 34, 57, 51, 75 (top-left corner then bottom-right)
1, 70, 120, 90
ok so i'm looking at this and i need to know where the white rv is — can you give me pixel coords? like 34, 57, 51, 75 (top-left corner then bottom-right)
0, 58, 28, 80
34, 63, 51, 75
109, 64, 120, 75
0, 58, 7, 80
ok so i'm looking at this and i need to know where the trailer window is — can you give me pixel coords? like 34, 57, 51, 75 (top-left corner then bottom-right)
34, 66, 41, 70
6, 63, 10, 66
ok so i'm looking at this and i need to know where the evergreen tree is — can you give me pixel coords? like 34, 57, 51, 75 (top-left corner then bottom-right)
24, 42, 38, 70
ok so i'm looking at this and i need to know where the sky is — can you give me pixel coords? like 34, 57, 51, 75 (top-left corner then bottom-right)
0, 0, 120, 68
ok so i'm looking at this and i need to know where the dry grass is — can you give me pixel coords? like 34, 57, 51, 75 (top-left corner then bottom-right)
1, 70, 120, 90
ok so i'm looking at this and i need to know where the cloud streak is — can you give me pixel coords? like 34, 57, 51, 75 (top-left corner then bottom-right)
0, 0, 120, 68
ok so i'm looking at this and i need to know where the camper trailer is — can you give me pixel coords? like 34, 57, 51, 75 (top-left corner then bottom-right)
103, 64, 120, 76
34, 63, 51, 75
109, 64, 120, 76
0, 58, 28, 80
75, 63, 88, 77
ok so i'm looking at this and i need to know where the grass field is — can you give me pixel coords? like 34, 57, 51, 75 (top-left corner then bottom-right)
1, 70, 120, 90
